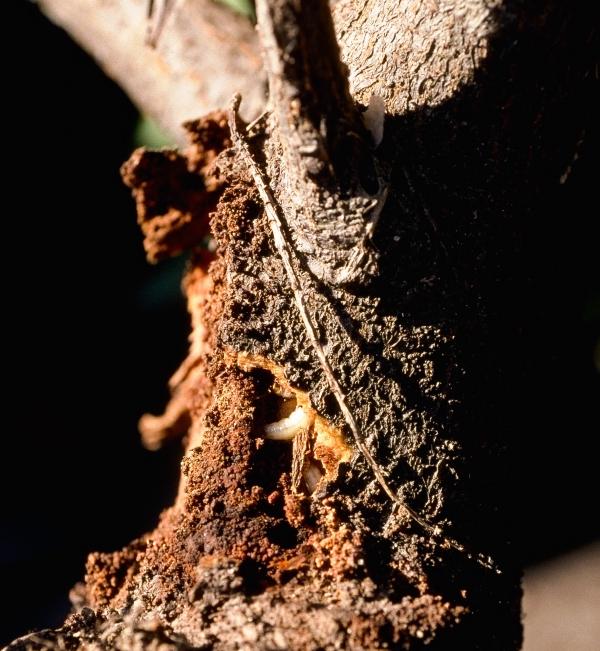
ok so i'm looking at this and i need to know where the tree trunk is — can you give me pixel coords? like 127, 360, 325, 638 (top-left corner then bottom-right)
10, 0, 593, 649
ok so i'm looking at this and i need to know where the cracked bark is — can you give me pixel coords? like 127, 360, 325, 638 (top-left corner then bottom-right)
13, 0, 594, 649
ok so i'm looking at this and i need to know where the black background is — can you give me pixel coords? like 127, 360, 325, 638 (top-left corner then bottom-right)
2, 1, 186, 643
2, 1, 598, 645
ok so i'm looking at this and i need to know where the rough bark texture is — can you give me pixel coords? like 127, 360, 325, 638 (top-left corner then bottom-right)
12, 0, 594, 649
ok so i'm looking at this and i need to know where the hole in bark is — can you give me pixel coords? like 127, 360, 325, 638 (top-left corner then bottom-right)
238, 558, 273, 596
248, 369, 298, 491
252, 368, 295, 424
267, 521, 299, 549
249, 439, 293, 493
237, 357, 351, 501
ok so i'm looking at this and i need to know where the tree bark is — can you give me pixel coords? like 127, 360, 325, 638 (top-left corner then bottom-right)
13, 0, 594, 649
38, 0, 265, 142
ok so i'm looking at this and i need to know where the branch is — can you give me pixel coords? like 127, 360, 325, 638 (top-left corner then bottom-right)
38, 0, 265, 142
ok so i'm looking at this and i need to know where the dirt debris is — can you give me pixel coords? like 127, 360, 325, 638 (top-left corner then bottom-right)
121, 112, 230, 263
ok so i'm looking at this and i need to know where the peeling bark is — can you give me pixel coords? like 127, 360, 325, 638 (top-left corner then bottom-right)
11, 0, 595, 649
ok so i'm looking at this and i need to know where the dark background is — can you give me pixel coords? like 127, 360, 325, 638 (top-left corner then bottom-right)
2, 2, 186, 643
2, 1, 598, 645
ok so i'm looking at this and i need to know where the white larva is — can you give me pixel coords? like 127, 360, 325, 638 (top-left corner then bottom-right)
264, 405, 309, 440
